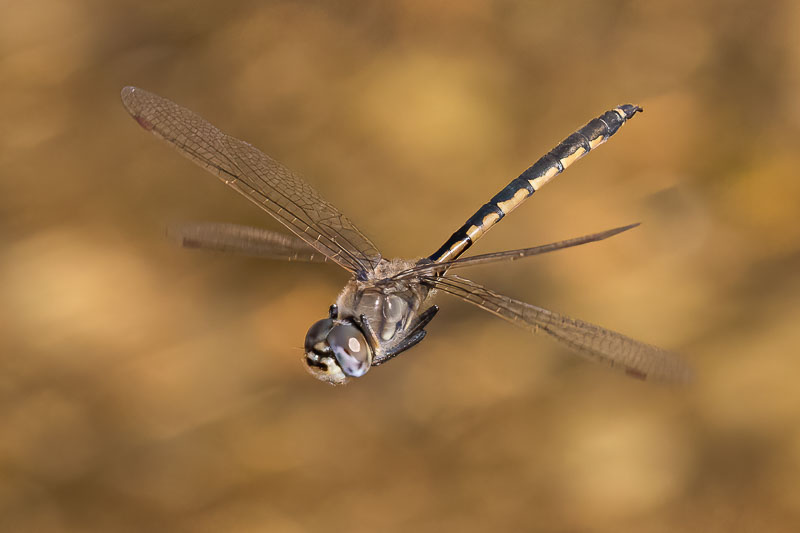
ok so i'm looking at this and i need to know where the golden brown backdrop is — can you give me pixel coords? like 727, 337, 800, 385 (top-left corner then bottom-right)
2, 0, 799, 531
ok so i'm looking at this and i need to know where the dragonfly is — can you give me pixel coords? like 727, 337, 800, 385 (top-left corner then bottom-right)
121, 86, 691, 385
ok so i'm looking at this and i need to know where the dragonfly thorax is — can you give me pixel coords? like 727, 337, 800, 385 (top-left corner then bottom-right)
303, 259, 435, 385
340, 268, 429, 339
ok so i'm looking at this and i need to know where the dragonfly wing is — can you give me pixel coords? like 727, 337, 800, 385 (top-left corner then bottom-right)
168, 222, 332, 262
121, 86, 381, 274
427, 274, 692, 384
393, 223, 639, 279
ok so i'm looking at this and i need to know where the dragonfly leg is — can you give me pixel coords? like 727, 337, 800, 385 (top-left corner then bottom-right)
359, 314, 383, 357
372, 305, 439, 365
411, 305, 439, 332
372, 330, 428, 366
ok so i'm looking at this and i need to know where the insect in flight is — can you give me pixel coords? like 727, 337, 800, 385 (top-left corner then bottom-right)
121, 86, 690, 385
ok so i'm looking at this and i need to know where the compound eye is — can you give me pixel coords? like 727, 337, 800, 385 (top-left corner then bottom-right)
327, 324, 372, 377
304, 318, 334, 355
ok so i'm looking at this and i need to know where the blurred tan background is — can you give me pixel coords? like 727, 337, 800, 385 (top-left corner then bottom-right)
2, 0, 800, 531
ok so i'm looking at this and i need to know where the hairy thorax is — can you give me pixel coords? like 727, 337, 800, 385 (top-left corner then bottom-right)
335, 258, 433, 348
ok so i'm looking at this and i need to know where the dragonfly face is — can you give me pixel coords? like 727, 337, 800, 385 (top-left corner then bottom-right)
121, 86, 692, 385
303, 308, 373, 385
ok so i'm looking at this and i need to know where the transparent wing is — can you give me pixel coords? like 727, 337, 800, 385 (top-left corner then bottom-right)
121, 86, 381, 274
168, 222, 331, 262
393, 223, 639, 279
426, 274, 692, 383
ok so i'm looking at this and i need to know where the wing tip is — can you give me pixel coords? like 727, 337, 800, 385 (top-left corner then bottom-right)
641, 359, 695, 386
120, 86, 155, 131
120, 86, 139, 110
165, 223, 193, 249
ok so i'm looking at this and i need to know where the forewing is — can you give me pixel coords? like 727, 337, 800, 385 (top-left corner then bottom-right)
121, 86, 381, 274
427, 274, 692, 384
169, 222, 331, 262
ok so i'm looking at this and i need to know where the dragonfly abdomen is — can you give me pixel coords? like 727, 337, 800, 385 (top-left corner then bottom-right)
428, 104, 642, 264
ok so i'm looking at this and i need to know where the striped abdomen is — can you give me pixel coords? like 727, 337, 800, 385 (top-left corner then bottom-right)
428, 104, 642, 264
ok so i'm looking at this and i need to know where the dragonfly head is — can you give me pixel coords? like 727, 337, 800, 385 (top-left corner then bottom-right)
303, 314, 373, 385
